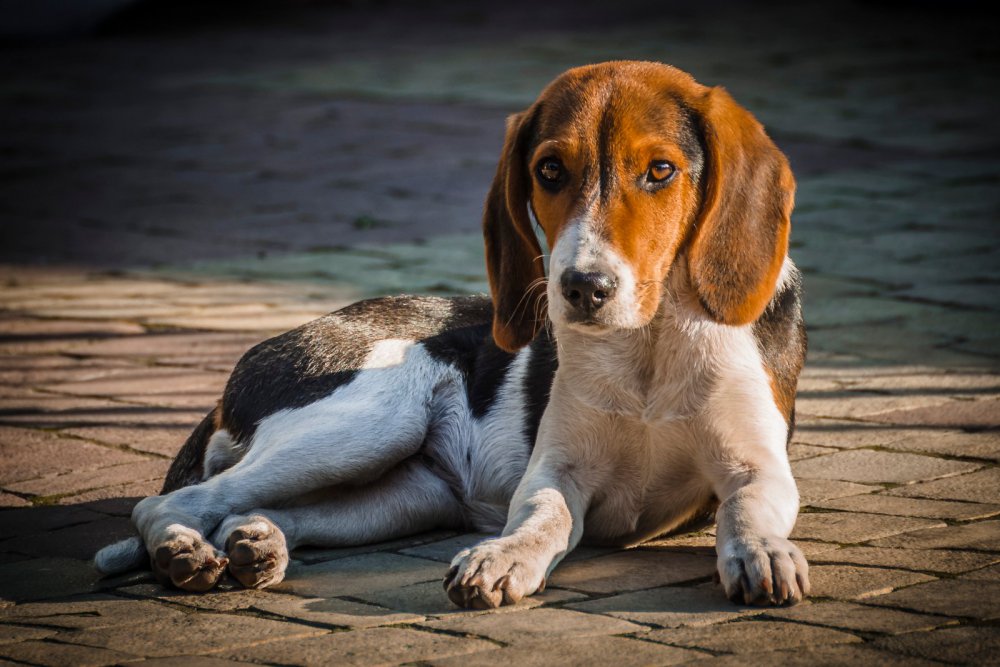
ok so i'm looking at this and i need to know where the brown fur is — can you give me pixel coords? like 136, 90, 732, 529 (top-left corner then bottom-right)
482, 61, 795, 346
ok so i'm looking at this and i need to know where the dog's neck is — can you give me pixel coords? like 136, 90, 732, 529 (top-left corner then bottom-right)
548, 259, 726, 420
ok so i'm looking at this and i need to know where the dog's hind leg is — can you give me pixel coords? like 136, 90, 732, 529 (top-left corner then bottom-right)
133, 340, 457, 591
212, 457, 463, 588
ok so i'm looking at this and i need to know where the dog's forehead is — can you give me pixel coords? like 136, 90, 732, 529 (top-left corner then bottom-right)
531, 65, 703, 151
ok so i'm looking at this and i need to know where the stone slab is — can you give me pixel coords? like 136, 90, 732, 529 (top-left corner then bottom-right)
790, 512, 943, 544
886, 467, 1000, 503
0, 426, 146, 485
645, 619, 861, 654
0, 558, 99, 602
791, 449, 980, 484
430, 635, 703, 667
6, 459, 170, 498
811, 545, 1000, 574
795, 479, 880, 505
272, 552, 445, 598
868, 520, 1000, 551
420, 607, 646, 644
871, 626, 1000, 665
866, 397, 1000, 429
0, 594, 185, 630
866, 578, 1000, 619
219, 626, 494, 666
0, 639, 141, 666
811, 494, 1000, 521
250, 595, 425, 628
882, 430, 1000, 462
807, 565, 935, 600
565, 583, 765, 628
762, 600, 952, 634
688, 644, 943, 666
355, 579, 584, 617
549, 549, 715, 594
72, 613, 327, 657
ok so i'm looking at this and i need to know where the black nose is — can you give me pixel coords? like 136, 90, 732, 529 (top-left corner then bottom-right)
560, 270, 617, 313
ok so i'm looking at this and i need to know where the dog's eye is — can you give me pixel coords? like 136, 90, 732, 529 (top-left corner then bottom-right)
647, 160, 676, 183
537, 158, 563, 184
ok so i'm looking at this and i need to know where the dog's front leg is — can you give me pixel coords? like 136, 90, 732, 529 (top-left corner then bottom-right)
445, 450, 589, 609
711, 456, 810, 606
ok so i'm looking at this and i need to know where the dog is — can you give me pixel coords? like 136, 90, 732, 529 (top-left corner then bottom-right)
95, 60, 809, 608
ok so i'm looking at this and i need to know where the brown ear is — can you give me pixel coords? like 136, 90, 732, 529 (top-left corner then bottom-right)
483, 110, 545, 352
687, 87, 795, 325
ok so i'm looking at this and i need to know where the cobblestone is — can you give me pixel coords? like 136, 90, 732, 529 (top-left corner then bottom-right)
0, 0, 998, 663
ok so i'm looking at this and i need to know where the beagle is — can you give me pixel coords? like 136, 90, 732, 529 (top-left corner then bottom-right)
96, 61, 809, 607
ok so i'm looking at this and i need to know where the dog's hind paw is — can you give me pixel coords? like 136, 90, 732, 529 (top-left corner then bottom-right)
151, 531, 228, 592
224, 515, 289, 589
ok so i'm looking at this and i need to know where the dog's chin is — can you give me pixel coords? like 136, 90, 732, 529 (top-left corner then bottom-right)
558, 312, 648, 337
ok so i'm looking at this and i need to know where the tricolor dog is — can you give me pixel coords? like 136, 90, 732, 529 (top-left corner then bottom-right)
96, 61, 809, 607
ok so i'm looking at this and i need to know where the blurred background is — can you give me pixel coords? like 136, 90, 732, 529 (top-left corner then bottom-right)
0, 0, 998, 366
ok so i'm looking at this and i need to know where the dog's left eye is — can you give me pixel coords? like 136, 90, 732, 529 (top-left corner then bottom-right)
536, 158, 564, 185
647, 160, 676, 183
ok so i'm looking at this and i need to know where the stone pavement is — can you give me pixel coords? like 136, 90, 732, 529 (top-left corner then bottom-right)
1, 0, 999, 664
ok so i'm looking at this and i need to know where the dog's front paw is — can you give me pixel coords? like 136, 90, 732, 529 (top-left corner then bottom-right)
718, 535, 809, 606
224, 515, 289, 589
443, 539, 546, 609
151, 531, 228, 592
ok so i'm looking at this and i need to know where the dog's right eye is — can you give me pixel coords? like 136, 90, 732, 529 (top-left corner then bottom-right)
536, 158, 564, 186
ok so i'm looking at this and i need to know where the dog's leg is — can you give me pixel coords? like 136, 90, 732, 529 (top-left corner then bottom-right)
702, 374, 810, 606
212, 458, 463, 589
134, 342, 453, 591
444, 428, 591, 609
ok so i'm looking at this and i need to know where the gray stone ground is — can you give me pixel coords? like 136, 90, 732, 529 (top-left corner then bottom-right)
1, 1, 999, 664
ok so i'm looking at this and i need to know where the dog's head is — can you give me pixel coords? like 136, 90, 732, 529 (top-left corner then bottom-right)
483, 61, 795, 351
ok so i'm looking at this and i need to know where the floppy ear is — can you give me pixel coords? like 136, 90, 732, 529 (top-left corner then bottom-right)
483, 110, 546, 352
687, 86, 795, 326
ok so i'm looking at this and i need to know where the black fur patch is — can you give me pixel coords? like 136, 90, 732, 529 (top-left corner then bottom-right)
752, 273, 807, 442
221, 295, 491, 444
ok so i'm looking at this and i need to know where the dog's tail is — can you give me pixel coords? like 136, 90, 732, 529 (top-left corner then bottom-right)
94, 535, 146, 575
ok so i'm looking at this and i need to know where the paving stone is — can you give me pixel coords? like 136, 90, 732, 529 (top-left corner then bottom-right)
0, 425, 145, 484
57, 478, 162, 504
0, 492, 29, 507
689, 643, 942, 666
429, 635, 703, 667
812, 546, 1000, 574
117, 582, 289, 612
0, 639, 142, 666
72, 613, 327, 657
250, 595, 425, 628
792, 421, 928, 450
0, 594, 185, 630
960, 563, 1000, 580
566, 583, 765, 628
869, 520, 1000, 551
548, 549, 715, 594
272, 552, 445, 598
886, 467, 1000, 504
795, 479, 880, 505
0, 624, 55, 644
421, 607, 646, 644
645, 619, 861, 653
61, 424, 190, 458
6, 459, 170, 498
762, 600, 952, 634
0, 516, 133, 560
292, 529, 459, 564
790, 449, 980, 484
790, 511, 943, 543
882, 429, 1000, 462
399, 532, 492, 563
220, 626, 494, 665
808, 565, 935, 600
811, 493, 1000, 521
866, 578, 1000, 619
131, 658, 252, 666
787, 444, 838, 461
0, 505, 106, 540
867, 397, 1000, 429
872, 625, 1000, 665
0, 558, 99, 602
357, 578, 584, 617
